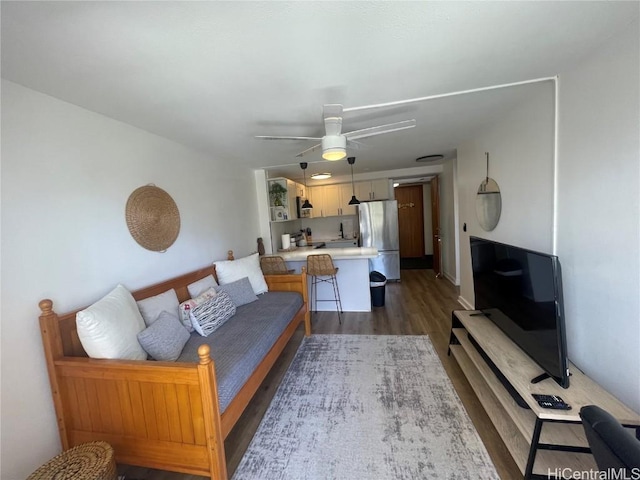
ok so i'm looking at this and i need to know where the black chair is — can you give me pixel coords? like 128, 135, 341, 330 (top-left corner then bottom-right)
579, 405, 640, 473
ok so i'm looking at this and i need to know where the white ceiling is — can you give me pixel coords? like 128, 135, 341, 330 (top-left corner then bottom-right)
2, 1, 637, 184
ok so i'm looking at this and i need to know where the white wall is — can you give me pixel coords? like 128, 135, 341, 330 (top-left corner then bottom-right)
440, 158, 459, 285
556, 19, 639, 412
457, 81, 556, 306
0, 80, 261, 479
455, 19, 640, 412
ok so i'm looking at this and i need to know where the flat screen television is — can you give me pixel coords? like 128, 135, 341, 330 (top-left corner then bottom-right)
470, 236, 570, 388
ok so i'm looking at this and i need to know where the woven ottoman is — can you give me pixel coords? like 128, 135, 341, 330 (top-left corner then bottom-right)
27, 441, 117, 480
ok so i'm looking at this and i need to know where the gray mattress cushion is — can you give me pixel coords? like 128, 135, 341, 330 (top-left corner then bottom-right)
176, 291, 303, 413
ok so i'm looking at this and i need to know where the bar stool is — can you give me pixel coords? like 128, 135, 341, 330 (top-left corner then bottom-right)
260, 256, 294, 275
306, 254, 342, 323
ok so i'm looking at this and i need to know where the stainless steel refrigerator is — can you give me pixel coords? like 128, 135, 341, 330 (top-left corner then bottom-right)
358, 200, 400, 280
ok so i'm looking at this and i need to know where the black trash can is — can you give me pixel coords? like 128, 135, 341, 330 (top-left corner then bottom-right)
369, 271, 387, 307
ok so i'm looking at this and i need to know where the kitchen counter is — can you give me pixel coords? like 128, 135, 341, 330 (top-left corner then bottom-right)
265, 246, 379, 312
267, 246, 377, 262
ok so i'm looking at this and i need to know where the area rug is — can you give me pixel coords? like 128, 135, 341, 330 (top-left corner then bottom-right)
232, 335, 498, 480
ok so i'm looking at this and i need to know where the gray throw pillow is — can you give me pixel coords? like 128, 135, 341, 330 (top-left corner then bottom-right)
215, 277, 258, 307
137, 310, 190, 361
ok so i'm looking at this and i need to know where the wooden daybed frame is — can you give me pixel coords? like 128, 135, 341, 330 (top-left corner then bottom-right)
39, 255, 310, 479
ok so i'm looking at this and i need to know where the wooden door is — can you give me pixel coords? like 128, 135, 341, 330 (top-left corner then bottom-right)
395, 185, 424, 258
430, 176, 442, 277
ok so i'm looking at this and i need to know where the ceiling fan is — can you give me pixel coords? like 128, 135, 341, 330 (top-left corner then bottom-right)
255, 104, 416, 161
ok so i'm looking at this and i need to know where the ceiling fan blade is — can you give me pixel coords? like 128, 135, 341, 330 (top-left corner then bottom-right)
346, 139, 366, 149
255, 135, 322, 141
295, 143, 322, 157
344, 120, 416, 141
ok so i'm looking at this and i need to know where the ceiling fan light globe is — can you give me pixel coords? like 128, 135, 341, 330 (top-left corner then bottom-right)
323, 149, 346, 161
321, 135, 347, 161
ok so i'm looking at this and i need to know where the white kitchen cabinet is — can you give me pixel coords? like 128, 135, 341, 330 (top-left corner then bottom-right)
339, 183, 357, 216
294, 181, 305, 198
308, 184, 357, 217
307, 186, 323, 218
371, 179, 390, 200
322, 185, 341, 216
267, 177, 300, 222
355, 179, 390, 201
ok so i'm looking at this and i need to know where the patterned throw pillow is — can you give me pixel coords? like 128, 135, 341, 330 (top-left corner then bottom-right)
189, 291, 236, 336
179, 287, 218, 332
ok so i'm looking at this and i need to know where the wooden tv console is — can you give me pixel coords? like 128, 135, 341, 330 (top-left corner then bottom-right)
449, 310, 640, 480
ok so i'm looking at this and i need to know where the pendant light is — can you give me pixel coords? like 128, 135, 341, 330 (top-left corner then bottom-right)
347, 156, 360, 205
300, 162, 313, 209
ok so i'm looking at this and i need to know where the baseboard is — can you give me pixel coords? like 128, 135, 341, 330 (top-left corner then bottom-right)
457, 295, 474, 310
443, 271, 457, 285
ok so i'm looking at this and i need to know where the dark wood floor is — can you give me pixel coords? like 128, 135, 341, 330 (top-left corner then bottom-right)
121, 270, 521, 479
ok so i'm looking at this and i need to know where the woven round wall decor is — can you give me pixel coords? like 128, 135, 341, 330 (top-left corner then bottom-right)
126, 185, 180, 252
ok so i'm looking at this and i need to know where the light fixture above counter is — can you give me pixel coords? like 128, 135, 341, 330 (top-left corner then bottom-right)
311, 172, 332, 180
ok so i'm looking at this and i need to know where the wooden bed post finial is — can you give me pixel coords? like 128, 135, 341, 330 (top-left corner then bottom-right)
227, 250, 234, 260
198, 344, 212, 365
39, 299, 54, 316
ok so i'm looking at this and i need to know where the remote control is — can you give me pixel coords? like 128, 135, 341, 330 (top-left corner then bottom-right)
532, 394, 572, 410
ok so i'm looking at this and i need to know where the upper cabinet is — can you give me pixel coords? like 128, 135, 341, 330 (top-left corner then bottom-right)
267, 177, 305, 222
339, 183, 358, 216
307, 185, 329, 218
303, 178, 391, 218
355, 179, 390, 201
308, 184, 358, 217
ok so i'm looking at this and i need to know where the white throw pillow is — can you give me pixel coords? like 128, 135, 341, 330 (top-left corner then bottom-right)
76, 284, 147, 360
214, 253, 268, 295
136, 289, 180, 327
187, 274, 218, 298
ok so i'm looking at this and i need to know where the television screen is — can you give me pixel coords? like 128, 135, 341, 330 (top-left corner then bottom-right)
470, 236, 570, 388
